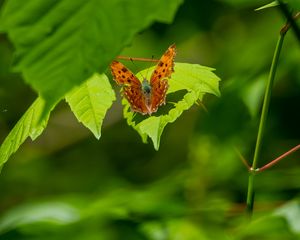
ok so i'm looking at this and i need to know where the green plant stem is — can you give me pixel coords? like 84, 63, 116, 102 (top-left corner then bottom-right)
246, 33, 285, 215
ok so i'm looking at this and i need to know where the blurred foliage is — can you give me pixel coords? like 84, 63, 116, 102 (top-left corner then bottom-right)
0, 0, 300, 239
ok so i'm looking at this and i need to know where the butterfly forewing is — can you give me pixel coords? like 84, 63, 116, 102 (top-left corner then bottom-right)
110, 61, 141, 86
110, 61, 149, 114
149, 44, 176, 112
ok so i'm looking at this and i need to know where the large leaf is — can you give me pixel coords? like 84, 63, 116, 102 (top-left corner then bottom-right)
123, 63, 221, 150
65, 73, 115, 139
0, 97, 52, 169
0, 0, 183, 111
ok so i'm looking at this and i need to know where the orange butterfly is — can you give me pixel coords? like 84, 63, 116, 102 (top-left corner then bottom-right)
110, 44, 176, 115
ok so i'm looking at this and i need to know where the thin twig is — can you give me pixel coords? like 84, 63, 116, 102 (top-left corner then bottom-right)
117, 56, 159, 62
257, 144, 300, 172
280, 12, 300, 35
278, 1, 300, 40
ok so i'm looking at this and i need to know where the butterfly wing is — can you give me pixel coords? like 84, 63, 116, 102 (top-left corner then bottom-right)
149, 44, 176, 113
110, 61, 149, 115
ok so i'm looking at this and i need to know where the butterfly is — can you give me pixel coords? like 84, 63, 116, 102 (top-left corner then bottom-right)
110, 44, 176, 115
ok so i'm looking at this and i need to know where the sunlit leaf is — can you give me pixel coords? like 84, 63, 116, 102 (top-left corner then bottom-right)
65, 73, 115, 139
0, 97, 53, 169
123, 63, 221, 150
0, 0, 183, 111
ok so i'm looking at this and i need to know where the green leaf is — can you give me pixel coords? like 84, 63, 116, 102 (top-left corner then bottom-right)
123, 63, 221, 150
0, 201, 80, 234
274, 200, 300, 234
0, 97, 53, 169
0, 0, 183, 111
65, 73, 115, 139
255, 1, 279, 11
236, 200, 300, 239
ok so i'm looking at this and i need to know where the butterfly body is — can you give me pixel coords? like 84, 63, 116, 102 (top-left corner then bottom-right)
141, 79, 152, 112
110, 44, 176, 115
142, 79, 151, 95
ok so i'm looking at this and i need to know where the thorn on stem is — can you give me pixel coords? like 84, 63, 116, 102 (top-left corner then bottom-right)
234, 147, 251, 170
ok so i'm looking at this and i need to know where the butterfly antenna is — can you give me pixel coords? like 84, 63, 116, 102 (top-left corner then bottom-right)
144, 55, 155, 81
196, 101, 209, 113
129, 57, 146, 81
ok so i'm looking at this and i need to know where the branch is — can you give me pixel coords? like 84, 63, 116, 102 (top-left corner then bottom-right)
278, 1, 300, 40
116, 56, 159, 62
257, 144, 300, 172
280, 12, 300, 35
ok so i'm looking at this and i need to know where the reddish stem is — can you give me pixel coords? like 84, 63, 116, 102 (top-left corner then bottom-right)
257, 144, 300, 172
280, 12, 300, 35
116, 56, 159, 62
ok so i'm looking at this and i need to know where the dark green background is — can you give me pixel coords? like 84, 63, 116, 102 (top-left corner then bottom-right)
0, 0, 300, 239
